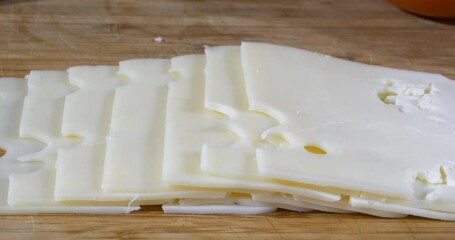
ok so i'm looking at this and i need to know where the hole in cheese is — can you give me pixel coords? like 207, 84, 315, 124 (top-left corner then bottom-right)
415, 166, 448, 185
440, 166, 448, 185
251, 139, 276, 150
377, 81, 433, 112
13, 161, 45, 174
0, 147, 6, 158
304, 145, 327, 155
64, 134, 82, 139
377, 90, 397, 104
265, 132, 289, 148
169, 70, 182, 79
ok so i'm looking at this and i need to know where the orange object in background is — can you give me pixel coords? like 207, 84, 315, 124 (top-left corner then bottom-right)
387, 0, 455, 18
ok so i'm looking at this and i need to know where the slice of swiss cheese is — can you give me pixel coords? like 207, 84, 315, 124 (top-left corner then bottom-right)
241, 42, 455, 219
241, 42, 455, 198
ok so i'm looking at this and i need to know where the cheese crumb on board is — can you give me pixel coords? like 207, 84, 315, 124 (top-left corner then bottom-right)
154, 36, 164, 43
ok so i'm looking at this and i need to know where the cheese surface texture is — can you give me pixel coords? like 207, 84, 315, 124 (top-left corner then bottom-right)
241, 42, 455, 200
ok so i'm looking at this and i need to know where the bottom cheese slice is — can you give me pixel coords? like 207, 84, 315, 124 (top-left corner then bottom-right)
253, 193, 408, 218
162, 205, 276, 215
349, 197, 455, 221
167, 193, 283, 214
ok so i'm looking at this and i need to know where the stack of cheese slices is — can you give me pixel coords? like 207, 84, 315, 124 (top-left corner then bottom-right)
1, 42, 455, 220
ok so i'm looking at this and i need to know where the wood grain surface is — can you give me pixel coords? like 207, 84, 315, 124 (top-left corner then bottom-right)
1, 0, 455, 239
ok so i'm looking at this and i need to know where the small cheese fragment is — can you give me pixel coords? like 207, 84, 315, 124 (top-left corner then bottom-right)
154, 36, 164, 43
241, 42, 455, 200
162, 203, 276, 214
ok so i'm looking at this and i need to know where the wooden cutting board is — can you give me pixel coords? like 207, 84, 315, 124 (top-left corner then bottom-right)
1, 0, 454, 239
